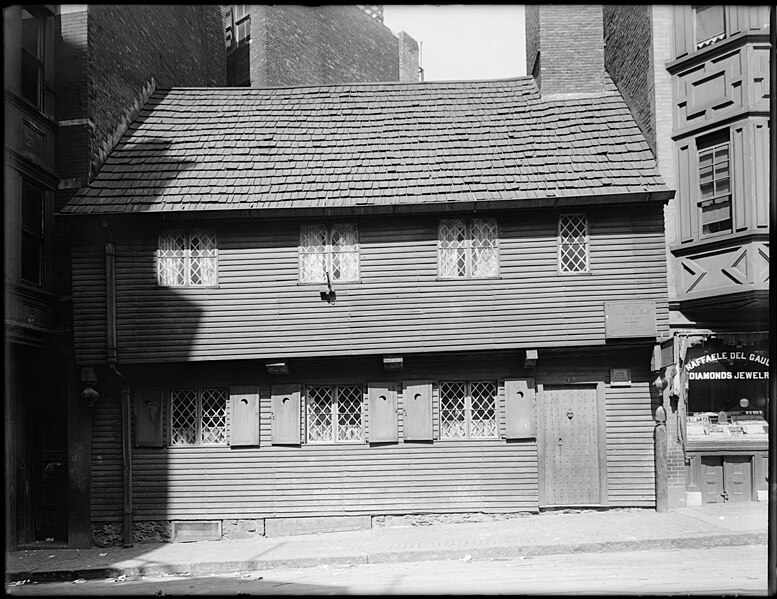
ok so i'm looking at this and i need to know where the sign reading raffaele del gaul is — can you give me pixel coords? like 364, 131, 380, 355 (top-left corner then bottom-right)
685, 349, 769, 381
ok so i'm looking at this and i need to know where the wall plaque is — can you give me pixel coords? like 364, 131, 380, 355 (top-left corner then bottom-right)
610, 368, 632, 387
604, 301, 657, 339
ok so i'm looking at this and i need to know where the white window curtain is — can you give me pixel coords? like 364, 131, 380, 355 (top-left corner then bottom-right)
439, 218, 497, 278
158, 230, 218, 286
299, 223, 359, 283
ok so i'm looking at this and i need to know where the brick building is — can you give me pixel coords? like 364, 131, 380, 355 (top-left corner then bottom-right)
4, 4, 226, 551
223, 4, 420, 86
600, 5, 771, 507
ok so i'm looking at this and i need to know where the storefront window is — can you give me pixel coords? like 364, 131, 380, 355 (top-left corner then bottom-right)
684, 339, 769, 441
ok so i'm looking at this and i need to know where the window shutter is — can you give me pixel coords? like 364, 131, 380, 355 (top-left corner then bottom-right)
504, 378, 535, 439
271, 384, 301, 445
133, 387, 164, 447
368, 382, 398, 442
229, 386, 260, 446
402, 380, 433, 441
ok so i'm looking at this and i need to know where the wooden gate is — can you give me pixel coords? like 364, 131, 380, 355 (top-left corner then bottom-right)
538, 383, 607, 507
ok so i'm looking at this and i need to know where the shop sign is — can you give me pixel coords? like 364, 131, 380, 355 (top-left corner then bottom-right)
685, 350, 769, 380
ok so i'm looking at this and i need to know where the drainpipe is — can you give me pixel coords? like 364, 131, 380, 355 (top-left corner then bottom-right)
103, 220, 133, 547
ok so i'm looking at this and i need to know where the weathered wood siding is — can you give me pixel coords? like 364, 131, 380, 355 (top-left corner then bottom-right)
91, 351, 656, 523
71, 205, 668, 365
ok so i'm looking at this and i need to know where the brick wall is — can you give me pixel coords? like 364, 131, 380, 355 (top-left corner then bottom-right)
250, 5, 400, 87
526, 5, 605, 95
398, 31, 419, 82
603, 5, 656, 154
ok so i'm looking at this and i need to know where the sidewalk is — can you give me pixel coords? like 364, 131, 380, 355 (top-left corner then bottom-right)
5, 502, 768, 584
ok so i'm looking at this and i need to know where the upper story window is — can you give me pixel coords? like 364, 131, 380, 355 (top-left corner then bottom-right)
21, 8, 45, 108
558, 214, 589, 273
225, 5, 250, 49
21, 178, 44, 286
170, 388, 227, 446
306, 385, 363, 443
299, 223, 359, 283
157, 230, 218, 287
697, 133, 732, 237
439, 381, 498, 439
694, 5, 726, 49
438, 218, 498, 279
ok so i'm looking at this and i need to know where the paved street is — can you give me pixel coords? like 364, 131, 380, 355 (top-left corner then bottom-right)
6, 544, 768, 596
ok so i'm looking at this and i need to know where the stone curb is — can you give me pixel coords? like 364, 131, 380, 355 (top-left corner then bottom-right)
5, 532, 767, 585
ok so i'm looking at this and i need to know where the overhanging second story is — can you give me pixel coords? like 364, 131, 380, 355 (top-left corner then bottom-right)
60, 79, 674, 365
668, 5, 770, 321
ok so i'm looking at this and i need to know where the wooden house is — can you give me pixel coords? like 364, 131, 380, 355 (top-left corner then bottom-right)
61, 8, 675, 545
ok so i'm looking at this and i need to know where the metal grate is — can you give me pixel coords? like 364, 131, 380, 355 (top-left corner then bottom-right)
559, 214, 589, 273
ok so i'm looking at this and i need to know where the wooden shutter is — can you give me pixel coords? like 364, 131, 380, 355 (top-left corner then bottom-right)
229, 386, 260, 446
504, 378, 535, 439
368, 382, 398, 442
133, 387, 164, 447
271, 384, 301, 445
403, 380, 433, 441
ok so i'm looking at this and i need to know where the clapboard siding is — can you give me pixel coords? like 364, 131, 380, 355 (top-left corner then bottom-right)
71, 205, 668, 364
605, 380, 657, 507
90, 351, 659, 523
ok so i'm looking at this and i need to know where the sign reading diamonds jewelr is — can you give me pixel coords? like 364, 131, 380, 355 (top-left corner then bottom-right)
685, 351, 770, 380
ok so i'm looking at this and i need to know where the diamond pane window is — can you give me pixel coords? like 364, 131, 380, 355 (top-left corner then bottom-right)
158, 230, 218, 287
299, 223, 359, 283
440, 381, 497, 440
697, 139, 732, 236
438, 218, 498, 278
558, 214, 589, 274
305, 385, 363, 443
170, 388, 226, 446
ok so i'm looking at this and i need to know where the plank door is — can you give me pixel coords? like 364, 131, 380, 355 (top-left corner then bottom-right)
540, 385, 603, 506
723, 457, 752, 502
701, 456, 725, 503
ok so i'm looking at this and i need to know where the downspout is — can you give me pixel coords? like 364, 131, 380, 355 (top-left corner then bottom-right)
103, 220, 133, 547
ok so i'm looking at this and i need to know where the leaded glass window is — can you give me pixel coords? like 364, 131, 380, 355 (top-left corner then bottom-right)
170, 388, 227, 446
299, 223, 359, 283
440, 381, 497, 439
305, 385, 363, 443
438, 218, 498, 278
558, 214, 589, 273
157, 230, 218, 286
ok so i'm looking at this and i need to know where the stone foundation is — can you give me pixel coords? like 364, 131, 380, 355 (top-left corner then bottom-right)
371, 512, 535, 528
93, 519, 264, 546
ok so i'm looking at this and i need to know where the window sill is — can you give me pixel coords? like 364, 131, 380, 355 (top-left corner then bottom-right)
158, 284, 221, 290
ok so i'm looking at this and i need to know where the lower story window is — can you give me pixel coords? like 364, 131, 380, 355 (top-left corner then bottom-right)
440, 381, 497, 439
306, 385, 363, 443
170, 388, 227, 445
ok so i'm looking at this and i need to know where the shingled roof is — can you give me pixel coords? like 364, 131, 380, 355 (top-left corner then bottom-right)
61, 77, 671, 215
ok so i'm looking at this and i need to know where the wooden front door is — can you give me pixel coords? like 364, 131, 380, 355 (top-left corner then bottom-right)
540, 384, 604, 506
